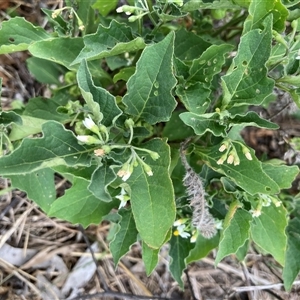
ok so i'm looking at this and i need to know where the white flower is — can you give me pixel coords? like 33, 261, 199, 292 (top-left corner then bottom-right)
83, 115, 100, 136
76, 135, 101, 145
117, 163, 133, 181
116, 188, 130, 209
174, 224, 190, 239
250, 209, 261, 217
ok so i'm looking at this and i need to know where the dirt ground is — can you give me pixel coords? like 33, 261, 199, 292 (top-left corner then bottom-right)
1, 1, 300, 299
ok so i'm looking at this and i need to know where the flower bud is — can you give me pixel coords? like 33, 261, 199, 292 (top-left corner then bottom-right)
83, 115, 100, 136
149, 151, 160, 160
227, 154, 234, 164
77, 135, 102, 145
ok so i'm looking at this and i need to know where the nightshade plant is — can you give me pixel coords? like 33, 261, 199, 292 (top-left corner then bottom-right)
0, 0, 300, 289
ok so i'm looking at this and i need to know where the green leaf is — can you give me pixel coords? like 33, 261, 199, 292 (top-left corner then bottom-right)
188, 44, 234, 86
71, 20, 146, 65
0, 121, 91, 175
0, 17, 50, 54
283, 217, 300, 291
110, 208, 138, 265
77, 60, 122, 126
23, 96, 69, 122
88, 162, 116, 202
176, 83, 211, 114
183, 0, 240, 11
93, 0, 118, 16
126, 139, 175, 249
9, 115, 48, 141
142, 242, 159, 276
9, 168, 56, 213
28, 37, 84, 70
123, 32, 177, 124
77, 0, 96, 34
27, 57, 65, 85
251, 204, 287, 266
162, 110, 195, 141
174, 28, 211, 61
179, 112, 227, 136
0, 111, 22, 126
49, 177, 117, 227
262, 163, 299, 190
186, 234, 219, 264
221, 15, 274, 110
194, 142, 298, 195
229, 111, 279, 129
215, 203, 252, 265
169, 235, 194, 287
113, 67, 136, 83
244, 0, 288, 33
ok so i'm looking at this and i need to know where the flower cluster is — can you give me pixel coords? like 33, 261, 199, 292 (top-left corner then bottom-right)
217, 139, 252, 166
76, 115, 109, 146
250, 194, 282, 217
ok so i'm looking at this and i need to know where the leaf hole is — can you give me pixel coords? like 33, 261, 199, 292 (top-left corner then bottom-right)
265, 186, 271, 192
9, 37, 15, 42
242, 60, 248, 66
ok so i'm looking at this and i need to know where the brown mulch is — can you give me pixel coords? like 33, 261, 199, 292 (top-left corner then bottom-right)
1, 1, 300, 300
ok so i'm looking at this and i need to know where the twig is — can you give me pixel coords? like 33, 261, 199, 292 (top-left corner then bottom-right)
233, 280, 300, 292
68, 290, 183, 300
78, 224, 109, 292
184, 269, 197, 300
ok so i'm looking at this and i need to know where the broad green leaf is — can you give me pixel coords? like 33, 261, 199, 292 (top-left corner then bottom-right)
77, 0, 96, 34
169, 234, 194, 287
93, 0, 118, 16
162, 110, 194, 141
9, 115, 48, 141
235, 239, 250, 261
229, 111, 279, 129
0, 121, 91, 175
71, 20, 146, 65
282, 0, 300, 7
49, 177, 117, 227
179, 112, 227, 136
28, 37, 84, 70
221, 15, 274, 110
186, 234, 219, 264
113, 67, 136, 83
244, 0, 288, 33
188, 44, 234, 86
176, 83, 211, 115
0, 17, 50, 54
88, 162, 116, 202
126, 139, 176, 249
262, 163, 299, 190
174, 28, 211, 61
27, 57, 65, 85
123, 32, 177, 124
0, 111, 22, 126
194, 142, 295, 195
9, 168, 56, 213
251, 204, 287, 266
183, 0, 240, 11
23, 96, 69, 122
142, 242, 159, 276
77, 60, 122, 126
54, 165, 96, 181
215, 203, 252, 265
283, 217, 300, 291
110, 209, 138, 265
